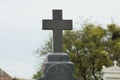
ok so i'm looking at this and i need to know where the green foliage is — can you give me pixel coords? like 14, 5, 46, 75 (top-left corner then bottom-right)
106, 24, 120, 60
34, 23, 120, 80
33, 71, 42, 80
62, 24, 112, 80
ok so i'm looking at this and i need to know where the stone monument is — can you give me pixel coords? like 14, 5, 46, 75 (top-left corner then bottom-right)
39, 10, 78, 80
102, 60, 120, 80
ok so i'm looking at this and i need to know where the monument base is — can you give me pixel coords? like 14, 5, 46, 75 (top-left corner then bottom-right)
39, 53, 79, 80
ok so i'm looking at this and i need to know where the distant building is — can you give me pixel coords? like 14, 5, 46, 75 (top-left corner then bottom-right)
0, 68, 12, 80
0, 68, 34, 80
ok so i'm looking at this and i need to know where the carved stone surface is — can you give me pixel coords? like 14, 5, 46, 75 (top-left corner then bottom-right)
47, 53, 69, 61
102, 60, 120, 80
45, 64, 75, 80
102, 61, 120, 72
44, 61, 74, 75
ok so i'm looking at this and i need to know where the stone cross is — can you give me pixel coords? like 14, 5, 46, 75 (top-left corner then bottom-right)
43, 10, 72, 52
113, 60, 117, 66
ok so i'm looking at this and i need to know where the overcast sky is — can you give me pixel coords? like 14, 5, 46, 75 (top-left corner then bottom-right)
0, 0, 120, 79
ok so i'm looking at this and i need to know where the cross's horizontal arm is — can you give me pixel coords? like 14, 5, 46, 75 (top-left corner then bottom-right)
43, 20, 72, 30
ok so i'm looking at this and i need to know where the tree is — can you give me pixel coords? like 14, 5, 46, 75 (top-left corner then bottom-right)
63, 24, 112, 80
33, 23, 120, 80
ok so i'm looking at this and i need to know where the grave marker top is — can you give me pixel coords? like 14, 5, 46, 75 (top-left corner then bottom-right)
42, 10, 72, 52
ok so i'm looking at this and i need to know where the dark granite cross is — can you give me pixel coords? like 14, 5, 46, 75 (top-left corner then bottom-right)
42, 10, 72, 52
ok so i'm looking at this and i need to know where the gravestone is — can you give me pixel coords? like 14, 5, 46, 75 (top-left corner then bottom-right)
102, 61, 120, 80
39, 10, 78, 80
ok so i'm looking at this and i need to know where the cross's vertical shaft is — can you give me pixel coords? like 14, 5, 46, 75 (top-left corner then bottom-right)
53, 10, 62, 20
53, 10, 62, 52
53, 30, 62, 52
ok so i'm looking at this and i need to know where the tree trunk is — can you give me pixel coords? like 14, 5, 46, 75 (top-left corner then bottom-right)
92, 61, 98, 80
82, 75, 87, 80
